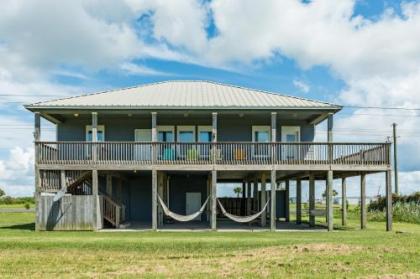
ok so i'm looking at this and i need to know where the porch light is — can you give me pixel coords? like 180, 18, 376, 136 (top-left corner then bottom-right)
74, 113, 79, 117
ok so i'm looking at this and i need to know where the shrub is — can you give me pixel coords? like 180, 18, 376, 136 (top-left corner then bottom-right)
24, 203, 31, 210
368, 192, 420, 212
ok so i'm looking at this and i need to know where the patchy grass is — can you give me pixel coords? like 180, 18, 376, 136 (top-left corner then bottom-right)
0, 212, 419, 278
0, 203, 35, 209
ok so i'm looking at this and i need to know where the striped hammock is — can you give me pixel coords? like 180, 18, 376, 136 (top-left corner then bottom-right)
217, 198, 270, 223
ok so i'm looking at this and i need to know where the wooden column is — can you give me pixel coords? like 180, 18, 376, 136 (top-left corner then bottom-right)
211, 170, 217, 230
92, 169, 100, 230
152, 169, 157, 230
158, 172, 164, 226
341, 177, 347, 226
253, 177, 258, 200
246, 180, 252, 215
60, 170, 66, 190
271, 112, 277, 142
34, 112, 41, 231
327, 113, 333, 142
296, 179, 302, 224
261, 173, 267, 227
326, 170, 334, 231
242, 181, 246, 199
91, 112, 98, 162
285, 180, 290, 222
212, 112, 218, 142
360, 173, 367, 229
309, 174, 315, 227
206, 175, 210, 222
151, 112, 157, 141
270, 169, 276, 231
106, 174, 112, 196
386, 170, 393, 231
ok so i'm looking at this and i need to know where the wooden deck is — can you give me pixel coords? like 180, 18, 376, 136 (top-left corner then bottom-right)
36, 141, 390, 171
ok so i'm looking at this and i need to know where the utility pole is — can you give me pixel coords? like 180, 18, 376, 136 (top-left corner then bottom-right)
392, 123, 399, 195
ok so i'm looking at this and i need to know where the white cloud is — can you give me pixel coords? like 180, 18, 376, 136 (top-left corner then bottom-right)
293, 79, 310, 93
0, 147, 34, 197
120, 62, 170, 76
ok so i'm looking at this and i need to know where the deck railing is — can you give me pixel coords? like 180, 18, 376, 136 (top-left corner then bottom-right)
36, 141, 390, 166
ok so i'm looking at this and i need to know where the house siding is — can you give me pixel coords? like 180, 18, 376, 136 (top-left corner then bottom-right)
57, 115, 314, 142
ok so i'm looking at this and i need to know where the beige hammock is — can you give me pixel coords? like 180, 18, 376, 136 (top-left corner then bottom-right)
158, 195, 209, 222
217, 198, 270, 223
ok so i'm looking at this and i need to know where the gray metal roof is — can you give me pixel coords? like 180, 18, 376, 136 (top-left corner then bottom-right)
25, 80, 341, 110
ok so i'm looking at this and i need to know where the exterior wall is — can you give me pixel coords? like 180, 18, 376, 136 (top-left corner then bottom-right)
168, 174, 208, 222
37, 195, 96, 230
57, 115, 314, 142
127, 174, 152, 222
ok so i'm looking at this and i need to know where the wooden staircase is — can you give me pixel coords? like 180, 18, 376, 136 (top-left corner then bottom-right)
101, 194, 126, 228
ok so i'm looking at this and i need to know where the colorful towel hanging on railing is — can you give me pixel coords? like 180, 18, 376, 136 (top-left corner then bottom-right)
158, 195, 209, 222
217, 198, 270, 223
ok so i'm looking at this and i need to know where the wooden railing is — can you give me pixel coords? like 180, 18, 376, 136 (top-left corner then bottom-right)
101, 194, 125, 228
36, 142, 390, 166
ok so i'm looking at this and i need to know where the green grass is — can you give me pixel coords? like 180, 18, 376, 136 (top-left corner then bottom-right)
0, 212, 419, 278
0, 203, 35, 209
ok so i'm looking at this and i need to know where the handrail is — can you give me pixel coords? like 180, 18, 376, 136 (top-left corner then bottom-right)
36, 141, 391, 166
102, 194, 123, 227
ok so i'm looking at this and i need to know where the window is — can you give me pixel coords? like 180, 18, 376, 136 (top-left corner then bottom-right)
177, 126, 195, 142
252, 126, 271, 142
157, 126, 175, 142
86, 125, 105, 142
198, 126, 212, 143
281, 126, 300, 142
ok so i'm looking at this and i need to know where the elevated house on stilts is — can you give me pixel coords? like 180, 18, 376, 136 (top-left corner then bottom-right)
25, 80, 393, 231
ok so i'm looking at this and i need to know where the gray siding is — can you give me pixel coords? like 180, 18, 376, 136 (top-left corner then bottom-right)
37, 195, 95, 230
57, 115, 314, 142
128, 175, 152, 222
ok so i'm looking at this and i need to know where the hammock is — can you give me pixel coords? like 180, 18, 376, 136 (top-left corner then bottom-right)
158, 195, 210, 222
217, 199, 270, 223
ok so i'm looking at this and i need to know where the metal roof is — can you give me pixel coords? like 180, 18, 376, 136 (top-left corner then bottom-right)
25, 80, 341, 111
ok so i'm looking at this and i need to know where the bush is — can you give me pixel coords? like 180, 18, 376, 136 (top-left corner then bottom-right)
0, 196, 35, 205
368, 192, 420, 212
368, 202, 420, 224
24, 203, 31, 210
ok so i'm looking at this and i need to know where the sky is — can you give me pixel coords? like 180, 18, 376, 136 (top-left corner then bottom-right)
0, 0, 419, 198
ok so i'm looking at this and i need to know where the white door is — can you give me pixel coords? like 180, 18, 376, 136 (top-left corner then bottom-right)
252, 126, 271, 158
186, 192, 201, 221
281, 126, 301, 160
134, 129, 152, 160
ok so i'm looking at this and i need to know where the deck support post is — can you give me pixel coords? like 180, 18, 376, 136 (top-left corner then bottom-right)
247, 180, 252, 215
386, 170, 393, 231
253, 176, 258, 209
296, 179, 302, 224
106, 174, 112, 196
158, 172, 164, 226
309, 174, 315, 227
92, 169, 100, 230
211, 170, 217, 231
34, 112, 41, 231
360, 173, 367, 229
261, 173, 267, 227
270, 169, 276, 231
327, 170, 334, 231
91, 112, 98, 162
152, 169, 158, 230
341, 177, 347, 226
285, 180, 290, 222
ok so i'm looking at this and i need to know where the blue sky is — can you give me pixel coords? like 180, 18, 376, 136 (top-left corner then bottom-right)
0, 0, 419, 197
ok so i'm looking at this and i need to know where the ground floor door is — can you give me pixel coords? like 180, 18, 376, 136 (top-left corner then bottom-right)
186, 192, 201, 221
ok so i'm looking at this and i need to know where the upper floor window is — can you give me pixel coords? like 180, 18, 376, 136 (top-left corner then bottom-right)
198, 126, 212, 143
177, 126, 195, 143
86, 125, 105, 141
252, 126, 271, 142
158, 126, 174, 142
281, 126, 300, 142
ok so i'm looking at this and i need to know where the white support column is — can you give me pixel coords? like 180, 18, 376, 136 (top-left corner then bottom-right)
34, 112, 41, 231
341, 177, 347, 226
386, 170, 393, 231
261, 173, 267, 227
327, 170, 334, 231
296, 179, 302, 225
60, 170, 66, 191
151, 112, 157, 142
211, 170, 217, 230
152, 169, 157, 230
91, 112, 98, 162
360, 173, 367, 230
309, 174, 315, 227
212, 112, 218, 142
270, 169, 276, 231
92, 169, 101, 230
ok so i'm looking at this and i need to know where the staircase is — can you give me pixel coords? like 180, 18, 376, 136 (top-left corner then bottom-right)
101, 194, 126, 228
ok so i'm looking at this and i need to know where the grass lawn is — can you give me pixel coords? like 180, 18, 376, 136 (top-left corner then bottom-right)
0, 203, 35, 209
0, 212, 419, 278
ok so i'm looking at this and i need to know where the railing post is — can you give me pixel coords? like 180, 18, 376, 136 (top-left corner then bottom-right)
91, 112, 98, 163
271, 112, 277, 165
115, 206, 120, 228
